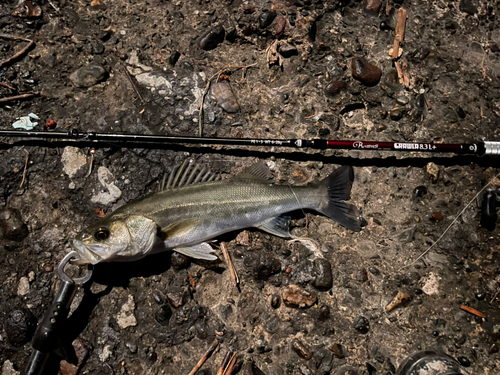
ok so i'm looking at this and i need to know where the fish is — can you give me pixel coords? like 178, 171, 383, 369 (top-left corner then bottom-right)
72, 160, 362, 265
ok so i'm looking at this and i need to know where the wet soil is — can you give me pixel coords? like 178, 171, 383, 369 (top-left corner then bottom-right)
1, 0, 500, 374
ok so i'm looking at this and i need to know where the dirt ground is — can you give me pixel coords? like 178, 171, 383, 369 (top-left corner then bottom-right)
1, 0, 500, 374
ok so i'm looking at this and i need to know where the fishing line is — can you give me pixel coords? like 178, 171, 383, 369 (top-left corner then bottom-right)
402, 171, 500, 269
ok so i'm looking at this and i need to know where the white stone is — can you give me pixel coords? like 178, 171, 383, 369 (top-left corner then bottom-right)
17, 277, 30, 296
28, 271, 35, 282
117, 294, 137, 329
2, 360, 20, 375
61, 146, 87, 178
91, 166, 122, 205
421, 272, 440, 295
99, 344, 113, 362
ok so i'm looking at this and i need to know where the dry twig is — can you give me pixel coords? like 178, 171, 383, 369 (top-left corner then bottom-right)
187, 339, 219, 375
0, 92, 39, 103
491, 288, 500, 304
222, 353, 238, 375
391, 8, 407, 60
221, 242, 239, 288
0, 82, 16, 91
460, 305, 486, 319
0, 39, 35, 69
216, 351, 233, 375
121, 64, 145, 103
20, 149, 29, 188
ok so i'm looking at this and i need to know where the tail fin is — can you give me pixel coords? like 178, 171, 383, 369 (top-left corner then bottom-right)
318, 166, 362, 231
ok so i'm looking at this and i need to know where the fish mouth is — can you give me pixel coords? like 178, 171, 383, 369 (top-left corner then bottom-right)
72, 240, 104, 265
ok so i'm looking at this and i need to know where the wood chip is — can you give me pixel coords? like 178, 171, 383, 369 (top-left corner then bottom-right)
392, 8, 407, 60
460, 305, 486, 319
386, 290, 411, 312
221, 242, 239, 289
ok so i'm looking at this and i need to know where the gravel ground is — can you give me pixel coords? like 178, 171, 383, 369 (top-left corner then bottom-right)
1, 0, 500, 374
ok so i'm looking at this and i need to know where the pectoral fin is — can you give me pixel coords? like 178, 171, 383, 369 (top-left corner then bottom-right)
160, 218, 200, 240
174, 242, 218, 260
257, 214, 291, 238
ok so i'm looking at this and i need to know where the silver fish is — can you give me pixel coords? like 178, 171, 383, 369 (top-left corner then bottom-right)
72, 161, 361, 265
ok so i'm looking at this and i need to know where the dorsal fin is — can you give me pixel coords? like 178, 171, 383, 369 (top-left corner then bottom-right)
160, 160, 221, 191
233, 161, 270, 181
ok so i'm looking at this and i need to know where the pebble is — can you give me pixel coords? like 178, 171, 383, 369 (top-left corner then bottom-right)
396, 95, 409, 105
275, 17, 286, 38
117, 295, 137, 329
69, 65, 107, 88
415, 94, 426, 109
426, 162, 440, 182
17, 277, 30, 296
385, 290, 411, 312
270, 294, 280, 309
430, 212, 444, 222
259, 11, 276, 29
459, 0, 477, 15
489, 343, 499, 354
412, 186, 427, 200
199, 25, 225, 50
291, 339, 312, 360
166, 289, 187, 308
455, 106, 466, 119
254, 253, 281, 280
1, 360, 19, 375
282, 285, 317, 308
368, 266, 380, 275
312, 258, 333, 290
126, 342, 138, 354
389, 107, 406, 121
0, 208, 28, 242
475, 292, 486, 301
210, 81, 240, 113
325, 81, 347, 97
5, 308, 37, 346
380, 21, 392, 31
328, 343, 344, 358
155, 304, 172, 326
457, 355, 471, 367
318, 305, 330, 320
354, 267, 368, 282
236, 230, 251, 246
365, 0, 382, 14
169, 50, 181, 66
353, 316, 370, 334
171, 252, 190, 270
61, 146, 87, 178
351, 57, 382, 86
279, 43, 298, 58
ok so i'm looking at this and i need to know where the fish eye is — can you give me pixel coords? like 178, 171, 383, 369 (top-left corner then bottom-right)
94, 227, 110, 241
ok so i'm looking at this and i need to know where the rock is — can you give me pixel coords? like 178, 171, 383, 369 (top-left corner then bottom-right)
328, 343, 344, 358
353, 316, 370, 334
282, 285, 317, 308
412, 186, 428, 200
292, 339, 312, 360
351, 57, 382, 86
0, 208, 28, 242
155, 305, 172, 326
279, 43, 298, 58
426, 162, 440, 182
254, 253, 281, 280
169, 50, 180, 66
385, 290, 411, 312
275, 17, 287, 38
270, 294, 280, 309
325, 81, 347, 97
60, 339, 92, 375
1, 360, 20, 375
259, 11, 276, 29
199, 25, 225, 50
5, 308, 37, 346
210, 81, 240, 113
61, 146, 87, 178
396, 95, 409, 105
365, 0, 382, 14
171, 252, 190, 270
264, 315, 281, 334
69, 65, 107, 88
459, 0, 477, 15
166, 288, 188, 308
91, 166, 122, 205
17, 277, 30, 296
421, 272, 440, 295
236, 230, 251, 246
318, 305, 330, 320
312, 258, 333, 290
117, 294, 137, 329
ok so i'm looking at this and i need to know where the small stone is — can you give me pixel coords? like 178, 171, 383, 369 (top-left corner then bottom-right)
171, 252, 190, 270
488, 343, 499, 354
166, 288, 188, 308
389, 107, 407, 121
291, 339, 312, 360
430, 212, 444, 222
312, 258, 333, 290
459, 0, 477, 15
236, 230, 251, 246
354, 267, 368, 282
396, 95, 409, 105
69, 65, 107, 88
325, 81, 347, 97
318, 305, 330, 320
5, 308, 37, 346
1, 360, 20, 375
282, 285, 317, 308
0, 208, 28, 242
380, 21, 392, 31
421, 272, 440, 295
117, 295, 137, 329
365, 0, 382, 14
270, 294, 280, 309
259, 11, 276, 29
279, 43, 298, 58
328, 343, 344, 358
92, 42, 104, 55
91, 167, 122, 205
368, 266, 380, 275
254, 253, 281, 280
60, 339, 92, 374
457, 356, 471, 367
412, 186, 428, 200
351, 57, 382, 86
275, 17, 287, 38
210, 80, 240, 113
426, 162, 440, 182
155, 305, 172, 326
126, 342, 138, 354
61, 146, 87, 178
385, 290, 411, 312
353, 316, 370, 334
456, 106, 466, 119
475, 292, 486, 301
169, 50, 181, 66
199, 25, 225, 50
17, 277, 29, 296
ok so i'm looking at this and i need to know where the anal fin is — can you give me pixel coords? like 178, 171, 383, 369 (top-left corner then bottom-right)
174, 242, 218, 260
257, 214, 291, 238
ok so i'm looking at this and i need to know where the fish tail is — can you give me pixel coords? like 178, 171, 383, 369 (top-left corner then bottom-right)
317, 166, 361, 231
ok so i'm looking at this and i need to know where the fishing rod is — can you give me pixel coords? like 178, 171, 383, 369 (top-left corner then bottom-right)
0, 129, 499, 156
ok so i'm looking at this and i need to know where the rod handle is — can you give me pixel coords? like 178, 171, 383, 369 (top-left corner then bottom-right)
483, 141, 500, 156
